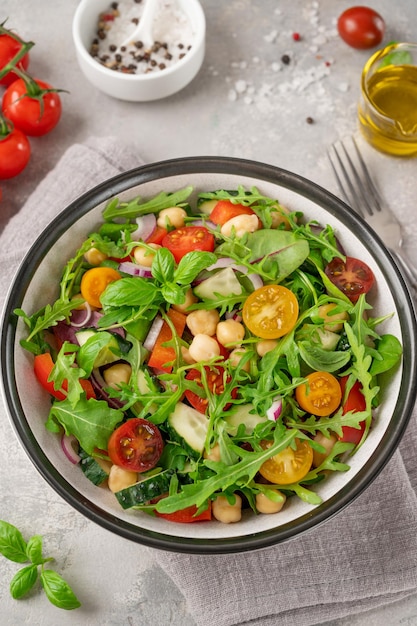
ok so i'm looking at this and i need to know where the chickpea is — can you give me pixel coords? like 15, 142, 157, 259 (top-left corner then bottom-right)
84, 247, 108, 266
108, 465, 137, 493
186, 309, 220, 337
256, 339, 278, 357
229, 347, 250, 372
204, 443, 221, 462
318, 303, 349, 332
312, 432, 338, 467
212, 494, 242, 524
181, 346, 196, 365
103, 363, 132, 389
157, 207, 187, 229
216, 319, 245, 347
172, 288, 198, 314
133, 243, 160, 267
270, 203, 293, 230
188, 334, 220, 362
220, 214, 259, 238
256, 490, 287, 514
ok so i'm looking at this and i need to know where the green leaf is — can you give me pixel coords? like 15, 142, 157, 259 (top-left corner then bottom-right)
161, 283, 186, 305
77, 331, 121, 376
298, 341, 351, 372
10, 564, 38, 599
174, 251, 217, 285
151, 247, 175, 283
100, 276, 160, 308
102, 187, 193, 221
370, 334, 402, 376
25, 535, 45, 565
40, 569, 81, 610
0, 520, 28, 563
246, 230, 310, 279
46, 397, 123, 455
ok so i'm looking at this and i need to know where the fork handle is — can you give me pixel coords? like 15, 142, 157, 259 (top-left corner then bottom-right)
390, 249, 417, 298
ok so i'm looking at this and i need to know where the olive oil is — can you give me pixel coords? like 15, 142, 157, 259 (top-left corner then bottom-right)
359, 64, 417, 157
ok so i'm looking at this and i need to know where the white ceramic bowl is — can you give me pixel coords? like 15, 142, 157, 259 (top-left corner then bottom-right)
72, 0, 206, 101
2, 157, 416, 554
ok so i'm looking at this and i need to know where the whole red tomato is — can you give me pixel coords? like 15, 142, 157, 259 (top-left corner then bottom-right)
337, 6, 385, 50
2, 77, 62, 137
0, 116, 31, 179
0, 32, 31, 86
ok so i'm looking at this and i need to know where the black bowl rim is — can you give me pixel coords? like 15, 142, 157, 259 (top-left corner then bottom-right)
2, 155, 416, 554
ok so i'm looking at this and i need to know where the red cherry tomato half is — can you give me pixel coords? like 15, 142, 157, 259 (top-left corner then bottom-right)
338, 375, 366, 444
337, 6, 385, 50
2, 78, 62, 137
324, 256, 375, 303
107, 418, 164, 472
33, 353, 96, 401
162, 226, 215, 263
0, 33, 30, 86
0, 121, 31, 179
185, 366, 236, 414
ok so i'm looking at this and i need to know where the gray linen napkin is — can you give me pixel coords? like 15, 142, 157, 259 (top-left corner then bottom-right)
2, 138, 417, 626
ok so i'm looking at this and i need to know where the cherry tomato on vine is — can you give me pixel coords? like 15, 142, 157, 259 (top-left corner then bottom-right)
259, 438, 313, 485
2, 77, 63, 137
325, 256, 375, 303
295, 371, 342, 417
337, 7, 385, 50
162, 226, 215, 263
242, 284, 299, 339
107, 418, 164, 472
0, 32, 30, 86
0, 115, 31, 179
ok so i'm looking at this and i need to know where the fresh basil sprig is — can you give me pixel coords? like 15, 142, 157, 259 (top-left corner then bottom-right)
0, 520, 81, 610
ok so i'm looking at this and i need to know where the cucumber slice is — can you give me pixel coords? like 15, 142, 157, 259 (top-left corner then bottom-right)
115, 469, 174, 509
197, 199, 218, 215
166, 402, 209, 457
79, 448, 110, 486
76, 329, 127, 368
224, 404, 268, 435
193, 267, 243, 300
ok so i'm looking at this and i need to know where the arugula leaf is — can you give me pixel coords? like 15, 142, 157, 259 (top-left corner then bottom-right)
102, 187, 193, 221
46, 397, 123, 455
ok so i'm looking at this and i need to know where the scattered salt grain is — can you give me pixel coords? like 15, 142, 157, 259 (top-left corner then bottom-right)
235, 79, 247, 94
337, 82, 350, 93
228, 89, 237, 102
264, 30, 278, 44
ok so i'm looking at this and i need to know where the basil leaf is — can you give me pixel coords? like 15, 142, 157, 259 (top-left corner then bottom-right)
152, 247, 175, 283
26, 535, 44, 565
0, 520, 28, 563
174, 251, 217, 285
100, 277, 160, 307
10, 564, 38, 599
46, 397, 123, 455
161, 283, 186, 305
40, 569, 81, 610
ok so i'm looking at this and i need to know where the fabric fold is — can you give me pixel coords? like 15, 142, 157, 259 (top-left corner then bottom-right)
2, 137, 416, 626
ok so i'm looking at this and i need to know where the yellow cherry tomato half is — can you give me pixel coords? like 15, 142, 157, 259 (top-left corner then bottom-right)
295, 371, 342, 417
80, 267, 122, 308
259, 438, 313, 485
242, 284, 299, 339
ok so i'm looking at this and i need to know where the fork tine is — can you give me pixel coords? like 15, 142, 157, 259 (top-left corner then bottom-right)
328, 142, 366, 218
351, 137, 384, 212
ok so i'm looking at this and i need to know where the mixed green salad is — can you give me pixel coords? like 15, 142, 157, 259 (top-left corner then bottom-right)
16, 185, 402, 524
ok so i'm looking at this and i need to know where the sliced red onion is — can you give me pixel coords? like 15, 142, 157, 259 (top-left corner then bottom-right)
206, 257, 247, 274
189, 219, 217, 230
130, 213, 157, 241
118, 261, 152, 278
266, 397, 282, 421
90, 369, 125, 408
225, 310, 243, 322
70, 303, 92, 328
143, 315, 164, 352
246, 273, 264, 291
61, 433, 81, 464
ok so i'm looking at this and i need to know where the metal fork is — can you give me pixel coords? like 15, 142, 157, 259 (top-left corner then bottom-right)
328, 136, 417, 295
